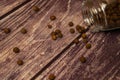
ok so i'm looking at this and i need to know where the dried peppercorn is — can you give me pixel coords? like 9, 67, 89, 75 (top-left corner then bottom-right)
32, 6, 40, 12
86, 43, 91, 49
48, 74, 56, 80
81, 33, 87, 39
57, 33, 63, 38
76, 25, 82, 30
73, 38, 79, 44
48, 25, 52, 29
21, 28, 27, 34
52, 35, 57, 40
17, 59, 24, 66
68, 22, 74, 27
55, 29, 61, 34
50, 15, 56, 21
80, 56, 86, 63
3, 28, 11, 34
70, 28, 75, 34
82, 39, 88, 43
13, 47, 20, 53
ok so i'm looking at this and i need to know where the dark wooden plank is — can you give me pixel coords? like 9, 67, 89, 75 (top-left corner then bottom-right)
0, 0, 31, 19
36, 30, 120, 80
0, 0, 85, 80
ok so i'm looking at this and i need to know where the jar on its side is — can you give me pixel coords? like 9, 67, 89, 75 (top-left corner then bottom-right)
81, 0, 120, 32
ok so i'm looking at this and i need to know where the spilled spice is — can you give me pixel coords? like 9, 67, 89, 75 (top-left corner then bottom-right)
13, 47, 20, 53
48, 25, 52, 29
80, 56, 86, 63
3, 28, 11, 34
68, 22, 74, 27
21, 28, 27, 34
70, 28, 75, 34
81, 33, 87, 39
86, 43, 91, 49
17, 59, 24, 66
73, 38, 79, 44
32, 6, 40, 12
50, 15, 56, 21
48, 74, 56, 80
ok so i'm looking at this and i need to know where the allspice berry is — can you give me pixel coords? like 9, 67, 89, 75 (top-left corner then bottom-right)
21, 28, 27, 34
68, 22, 74, 27
48, 74, 56, 80
50, 15, 56, 21
80, 56, 86, 63
73, 38, 79, 44
3, 28, 11, 34
13, 47, 20, 53
81, 33, 87, 39
32, 6, 40, 12
17, 59, 24, 66
86, 43, 91, 49
48, 25, 52, 29
70, 28, 75, 34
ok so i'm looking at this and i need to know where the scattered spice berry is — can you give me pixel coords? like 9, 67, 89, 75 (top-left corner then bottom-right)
50, 15, 56, 21
86, 43, 91, 49
13, 47, 20, 53
76, 25, 82, 30
3, 28, 11, 34
81, 33, 87, 39
82, 39, 88, 43
81, 27, 86, 33
32, 6, 40, 12
73, 38, 79, 44
21, 28, 27, 34
70, 28, 75, 34
68, 22, 74, 27
17, 59, 24, 66
55, 29, 61, 34
57, 33, 63, 38
48, 74, 56, 80
80, 56, 86, 63
48, 25, 52, 29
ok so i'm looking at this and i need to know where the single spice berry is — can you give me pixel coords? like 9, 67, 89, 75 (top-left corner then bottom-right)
3, 28, 11, 34
81, 33, 87, 39
51, 35, 57, 40
76, 25, 82, 30
81, 27, 86, 33
86, 43, 91, 49
50, 15, 56, 21
21, 28, 27, 34
70, 28, 75, 34
55, 29, 61, 34
57, 33, 63, 38
48, 74, 56, 80
17, 59, 24, 66
68, 22, 74, 27
13, 47, 20, 53
82, 39, 88, 43
48, 25, 52, 29
32, 6, 40, 12
73, 38, 79, 44
80, 56, 86, 63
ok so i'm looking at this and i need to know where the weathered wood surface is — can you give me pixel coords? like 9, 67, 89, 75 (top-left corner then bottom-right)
36, 30, 120, 80
0, 0, 120, 80
0, 0, 31, 18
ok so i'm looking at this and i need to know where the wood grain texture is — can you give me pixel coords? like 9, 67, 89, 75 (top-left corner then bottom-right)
0, 0, 31, 18
0, 0, 85, 80
36, 30, 120, 80
0, 0, 120, 80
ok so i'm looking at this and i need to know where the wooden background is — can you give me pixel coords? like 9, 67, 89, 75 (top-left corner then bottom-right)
0, 0, 120, 80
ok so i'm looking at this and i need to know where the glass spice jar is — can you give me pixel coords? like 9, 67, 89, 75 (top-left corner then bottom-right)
81, 0, 120, 32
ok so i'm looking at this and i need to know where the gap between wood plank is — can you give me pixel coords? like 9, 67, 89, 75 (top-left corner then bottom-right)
31, 27, 90, 80
0, 0, 32, 20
